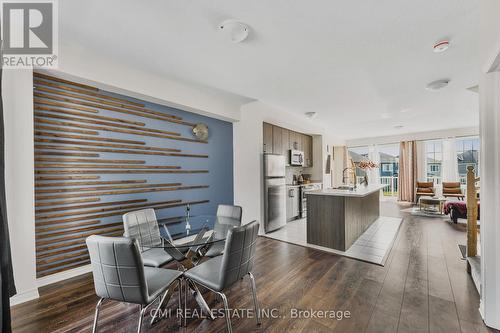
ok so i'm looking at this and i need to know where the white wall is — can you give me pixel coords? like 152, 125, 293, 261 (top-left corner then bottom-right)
346, 126, 479, 147
3, 69, 39, 305
478, 0, 500, 329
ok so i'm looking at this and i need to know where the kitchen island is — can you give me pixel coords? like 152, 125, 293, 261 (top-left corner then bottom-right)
306, 184, 385, 251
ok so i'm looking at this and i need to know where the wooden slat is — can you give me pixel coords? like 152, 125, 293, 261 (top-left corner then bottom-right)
35, 151, 100, 158
34, 110, 201, 143
35, 169, 209, 175
35, 182, 181, 194
35, 200, 209, 226
35, 175, 100, 181
34, 124, 99, 136
35, 198, 148, 214
35, 131, 146, 145
37, 258, 90, 276
34, 108, 180, 136
35, 228, 123, 247
35, 164, 180, 169
34, 102, 144, 126
34, 85, 182, 121
35, 180, 146, 188
34, 92, 196, 127
34, 138, 181, 152
36, 223, 123, 239
35, 185, 209, 200
34, 157, 145, 164
35, 98, 99, 113
34, 145, 208, 158
36, 230, 123, 252
33, 72, 98, 91
36, 244, 87, 260
36, 199, 183, 220
37, 248, 90, 265
34, 78, 145, 107
35, 198, 100, 207
36, 220, 100, 233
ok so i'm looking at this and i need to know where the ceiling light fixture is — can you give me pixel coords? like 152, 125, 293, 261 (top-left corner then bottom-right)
426, 79, 450, 91
433, 40, 450, 53
394, 125, 404, 129
218, 19, 250, 43
305, 111, 317, 119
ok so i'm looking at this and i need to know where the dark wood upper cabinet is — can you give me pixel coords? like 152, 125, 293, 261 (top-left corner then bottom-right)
272, 126, 283, 155
263, 122, 273, 153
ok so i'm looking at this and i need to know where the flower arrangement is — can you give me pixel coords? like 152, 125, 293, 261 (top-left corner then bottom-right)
357, 160, 378, 170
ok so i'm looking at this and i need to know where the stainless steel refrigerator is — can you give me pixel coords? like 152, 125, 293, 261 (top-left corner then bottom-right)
264, 154, 287, 233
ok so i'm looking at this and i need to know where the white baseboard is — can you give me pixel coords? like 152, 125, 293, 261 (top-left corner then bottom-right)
37, 264, 92, 288
10, 288, 40, 306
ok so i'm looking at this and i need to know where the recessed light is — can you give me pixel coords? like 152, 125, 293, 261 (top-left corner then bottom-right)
305, 112, 317, 119
394, 125, 404, 129
433, 40, 450, 53
426, 79, 450, 91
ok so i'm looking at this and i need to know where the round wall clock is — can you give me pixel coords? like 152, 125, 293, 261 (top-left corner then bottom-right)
192, 123, 209, 141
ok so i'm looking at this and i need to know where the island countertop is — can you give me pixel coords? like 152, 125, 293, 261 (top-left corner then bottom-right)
306, 184, 386, 198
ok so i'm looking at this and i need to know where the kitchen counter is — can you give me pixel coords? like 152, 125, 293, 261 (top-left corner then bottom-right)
307, 184, 385, 197
306, 184, 382, 251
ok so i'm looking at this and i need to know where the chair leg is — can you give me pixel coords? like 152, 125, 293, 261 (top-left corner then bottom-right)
150, 288, 170, 325
177, 279, 182, 327
92, 298, 105, 333
184, 278, 188, 327
217, 292, 233, 333
248, 272, 261, 325
137, 305, 146, 333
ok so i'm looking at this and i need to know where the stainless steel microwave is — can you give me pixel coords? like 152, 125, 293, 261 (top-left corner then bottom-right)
289, 150, 304, 166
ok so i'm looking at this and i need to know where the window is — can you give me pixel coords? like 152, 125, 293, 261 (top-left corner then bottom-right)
426, 140, 442, 184
347, 146, 368, 183
378, 143, 399, 197
456, 136, 479, 184
382, 164, 393, 172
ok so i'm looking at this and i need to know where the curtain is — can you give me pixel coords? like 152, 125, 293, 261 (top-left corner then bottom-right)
398, 141, 418, 202
0, 48, 17, 333
368, 145, 381, 185
442, 138, 459, 182
416, 141, 427, 182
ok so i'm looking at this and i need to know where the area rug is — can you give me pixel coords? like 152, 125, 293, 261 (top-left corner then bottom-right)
261, 216, 403, 266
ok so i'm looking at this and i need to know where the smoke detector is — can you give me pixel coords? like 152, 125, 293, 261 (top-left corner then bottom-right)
426, 79, 450, 91
218, 19, 250, 43
433, 40, 450, 53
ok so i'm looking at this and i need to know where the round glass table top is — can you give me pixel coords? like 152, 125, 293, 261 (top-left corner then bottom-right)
151, 215, 240, 249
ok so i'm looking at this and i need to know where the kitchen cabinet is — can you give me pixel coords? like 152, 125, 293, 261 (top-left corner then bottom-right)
263, 122, 273, 153
272, 126, 283, 155
281, 128, 290, 155
286, 186, 300, 221
303, 134, 313, 167
290, 131, 302, 151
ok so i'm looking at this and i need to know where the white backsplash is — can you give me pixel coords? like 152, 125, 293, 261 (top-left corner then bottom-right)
286, 166, 303, 184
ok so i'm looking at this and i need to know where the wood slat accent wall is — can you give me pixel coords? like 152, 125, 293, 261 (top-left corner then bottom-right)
34, 73, 213, 278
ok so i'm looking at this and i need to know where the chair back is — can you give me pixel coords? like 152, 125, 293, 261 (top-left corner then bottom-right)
123, 208, 162, 251
416, 181, 434, 193
219, 220, 259, 289
442, 182, 462, 194
217, 205, 243, 222
86, 235, 149, 305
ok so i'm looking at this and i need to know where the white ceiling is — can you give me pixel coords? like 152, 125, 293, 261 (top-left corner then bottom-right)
59, 0, 480, 139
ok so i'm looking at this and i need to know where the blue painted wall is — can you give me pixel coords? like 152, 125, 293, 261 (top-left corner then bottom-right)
93, 90, 234, 222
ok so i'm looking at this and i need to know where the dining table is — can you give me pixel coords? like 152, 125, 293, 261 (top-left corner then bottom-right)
147, 214, 241, 324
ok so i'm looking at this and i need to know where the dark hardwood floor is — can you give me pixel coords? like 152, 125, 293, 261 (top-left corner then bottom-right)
11, 202, 495, 332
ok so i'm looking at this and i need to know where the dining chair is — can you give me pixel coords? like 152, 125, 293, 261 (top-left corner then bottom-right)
204, 204, 243, 258
86, 235, 183, 333
123, 208, 173, 267
184, 220, 261, 333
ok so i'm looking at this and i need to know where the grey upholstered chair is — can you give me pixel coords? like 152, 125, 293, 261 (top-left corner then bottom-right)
184, 220, 260, 333
86, 235, 183, 333
204, 204, 243, 258
122, 209, 173, 267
